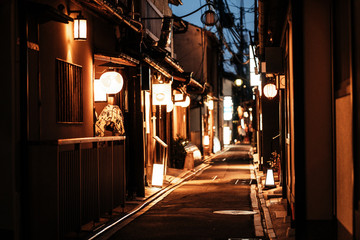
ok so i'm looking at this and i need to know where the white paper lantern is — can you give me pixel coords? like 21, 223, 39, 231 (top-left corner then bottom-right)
263, 83, 277, 99
99, 71, 124, 94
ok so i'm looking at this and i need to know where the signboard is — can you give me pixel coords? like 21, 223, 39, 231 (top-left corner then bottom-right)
152, 83, 172, 105
249, 45, 261, 87
223, 96, 233, 121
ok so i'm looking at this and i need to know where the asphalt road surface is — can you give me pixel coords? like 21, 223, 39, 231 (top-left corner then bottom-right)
109, 145, 262, 240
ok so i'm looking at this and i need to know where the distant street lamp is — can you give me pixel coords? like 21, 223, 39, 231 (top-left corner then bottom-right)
235, 78, 243, 87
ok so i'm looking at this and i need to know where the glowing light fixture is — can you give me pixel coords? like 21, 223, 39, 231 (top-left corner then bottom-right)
73, 13, 87, 40
166, 101, 174, 112
207, 100, 214, 110
174, 93, 184, 101
203, 135, 210, 146
152, 163, 164, 187
223, 96, 233, 121
193, 150, 202, 160
235, 78, 243, 86
182, 96, 191, 107
175, 95, 190, 108
94, 79, 107, 102
265, 168, 275, 188
263, 83, 277, 99
223, 127, 231, 145
99, 71, 124, 94
143, 3, 218, 28
213, 137, 221, 153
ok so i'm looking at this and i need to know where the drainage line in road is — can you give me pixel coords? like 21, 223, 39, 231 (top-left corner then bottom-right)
88, 163, 213, 240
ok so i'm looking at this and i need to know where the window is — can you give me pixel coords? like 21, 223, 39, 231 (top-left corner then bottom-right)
56, 59, 83, 123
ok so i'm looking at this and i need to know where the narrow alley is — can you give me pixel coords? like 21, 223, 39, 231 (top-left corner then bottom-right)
98, 145, 262, 240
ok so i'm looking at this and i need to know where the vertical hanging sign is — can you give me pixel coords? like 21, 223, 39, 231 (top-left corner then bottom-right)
152, 83, 172, 105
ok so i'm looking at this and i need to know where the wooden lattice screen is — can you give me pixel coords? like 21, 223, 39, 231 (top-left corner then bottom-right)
56, 59, 83, 123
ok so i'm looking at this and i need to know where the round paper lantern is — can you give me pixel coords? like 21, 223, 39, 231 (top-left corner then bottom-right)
175, 95, 190, 108
100, 71, 123, 94
263, 83, 277, 99
166, 101, 174, 112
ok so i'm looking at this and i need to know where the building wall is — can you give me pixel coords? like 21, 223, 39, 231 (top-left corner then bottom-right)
0, 0, 18, 237
333, 0, 354, 237
336, 95, 353, 236
37, 0, 94, 140
174, 24, 205, 81
303, 0, 333, 220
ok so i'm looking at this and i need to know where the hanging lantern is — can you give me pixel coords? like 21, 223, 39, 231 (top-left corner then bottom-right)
182, 96, 191, 107
99, 71, 124, 94
166, 101, 174, 112
263, 83, 277, 99
175, 95, 190, 108
201, 9, 218, 26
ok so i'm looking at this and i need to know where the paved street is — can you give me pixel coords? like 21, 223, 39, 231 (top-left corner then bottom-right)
107, 145, 263, 240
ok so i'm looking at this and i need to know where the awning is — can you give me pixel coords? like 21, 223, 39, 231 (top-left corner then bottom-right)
94, 53, 139, 67
173, 72, 205, 94
143, 56, 172, 79
25, 2, 73, 24
75, 0, 142, 32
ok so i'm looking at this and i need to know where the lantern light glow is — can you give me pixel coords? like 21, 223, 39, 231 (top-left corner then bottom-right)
207, 100, 214, 110
74, 14, 87, 40
94, 79, 107, 102
99, 71, 124, 94
263, 83, 277, 99
175, 95, 190, 108
152, 164, 164, 187
235, 79, 243, 86
166, 101, 174, 112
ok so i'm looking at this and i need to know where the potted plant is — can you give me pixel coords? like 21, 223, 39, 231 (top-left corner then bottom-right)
170, 135, 188, 169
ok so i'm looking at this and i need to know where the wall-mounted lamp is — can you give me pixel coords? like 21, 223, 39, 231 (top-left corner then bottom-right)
68, 10, 87, 40
99, 71, 124, 94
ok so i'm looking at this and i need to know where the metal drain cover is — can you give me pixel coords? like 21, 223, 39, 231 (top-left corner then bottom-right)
213, 210, 258, 215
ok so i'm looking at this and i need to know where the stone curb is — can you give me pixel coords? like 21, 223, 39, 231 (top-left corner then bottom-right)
252, 153, 277, 240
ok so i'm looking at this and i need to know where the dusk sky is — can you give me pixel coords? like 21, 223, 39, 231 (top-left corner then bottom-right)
171, 0, 256, 74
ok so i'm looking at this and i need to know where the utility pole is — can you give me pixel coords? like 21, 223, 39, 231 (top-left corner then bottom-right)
254, 0, 258, 43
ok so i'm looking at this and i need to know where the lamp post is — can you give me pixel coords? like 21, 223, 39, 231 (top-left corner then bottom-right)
142, 3, 218, 27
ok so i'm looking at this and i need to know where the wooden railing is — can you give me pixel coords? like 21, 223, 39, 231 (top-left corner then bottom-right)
28, 136, 126, 240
